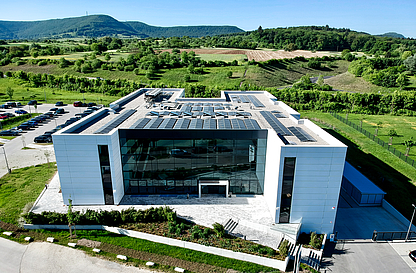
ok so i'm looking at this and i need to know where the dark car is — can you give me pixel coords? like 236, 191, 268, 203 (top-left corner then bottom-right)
49, 108, 58, 112
55, 101, 64, 106
0, 104, 11, 109
43, 130, 57, 137
15, 109, 28, 115
56, 108, 65, 114
28, 120, 38, 126
87, 102, 97, 107
28, 100, 37, 105
55, 124, 67, 130
0, 130, 19, 136
39, 114, 50, 120
75, 113, 87, 118
44, 112, 55, 117
73, 101, 83, 107
410, 250, 416, 262
32, 117, 44, 123
34, 135, 52, 143
17, 123, 31, 130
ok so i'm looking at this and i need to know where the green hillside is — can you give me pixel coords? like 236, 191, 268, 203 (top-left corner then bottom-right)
0, 15, 244, 39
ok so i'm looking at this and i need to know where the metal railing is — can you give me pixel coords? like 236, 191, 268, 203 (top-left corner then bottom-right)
372, 230, 416, 241
330, 112, 416, 169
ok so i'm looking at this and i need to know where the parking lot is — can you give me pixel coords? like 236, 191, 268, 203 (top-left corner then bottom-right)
0, 102, 98, 176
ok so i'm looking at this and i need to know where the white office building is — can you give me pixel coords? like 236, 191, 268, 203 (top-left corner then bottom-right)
53, 88, 347, 235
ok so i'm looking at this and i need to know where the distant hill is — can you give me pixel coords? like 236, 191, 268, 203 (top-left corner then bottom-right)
377, 32, 405, 39
0, 15, 244, 40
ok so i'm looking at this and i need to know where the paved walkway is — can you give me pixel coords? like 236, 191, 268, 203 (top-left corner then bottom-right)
32, 173, 280, 249
0, 237, 157, 273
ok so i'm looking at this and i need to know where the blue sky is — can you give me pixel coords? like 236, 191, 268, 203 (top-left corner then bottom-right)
2, 0, 416, 37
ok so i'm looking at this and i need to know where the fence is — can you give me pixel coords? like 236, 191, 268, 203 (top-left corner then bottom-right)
330, 112, 416, 169
372, 230, 416, 241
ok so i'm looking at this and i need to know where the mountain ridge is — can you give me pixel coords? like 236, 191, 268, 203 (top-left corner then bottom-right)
0, 14, 244, 39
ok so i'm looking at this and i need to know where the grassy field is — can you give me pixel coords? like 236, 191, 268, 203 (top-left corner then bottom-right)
324, 72, 396, 93
23, 51, 131, 63
300, 111, 416, 220
0, 163, 57, 224
0, 78, 121, 105
196, 53, 247, 63
245, 59, 350, 88
344, 114, 416, 161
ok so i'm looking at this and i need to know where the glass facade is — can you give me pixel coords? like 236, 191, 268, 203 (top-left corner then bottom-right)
279, 157, 296, 223
119, 129, 267, 195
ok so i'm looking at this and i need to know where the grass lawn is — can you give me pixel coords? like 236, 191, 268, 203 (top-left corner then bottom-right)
300, 111, 416, 220
324, 72, 397, 93
196, 53, 247, 63
0, 163, 57, 224
0, 77, 121, 105
343, 114, 416, 162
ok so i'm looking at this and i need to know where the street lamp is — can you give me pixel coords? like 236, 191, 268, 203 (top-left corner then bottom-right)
406, 204, 416, 241
1, 146, 11, 174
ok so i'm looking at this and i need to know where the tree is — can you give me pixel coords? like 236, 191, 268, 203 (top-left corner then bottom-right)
104, 53, 111, 62
67, 199, 76, 238
6, 87, 14, 100
317, 75, 324, 86
375, 121, 382, 136
404, 137, 414, 156
226, 71, 233, 78
401, 51, 413, 60
188, 64, 195, 74
388, 129, 398, 145
183, 74, 191, 82
404, 55, 416, 73
396, 73, 409, 90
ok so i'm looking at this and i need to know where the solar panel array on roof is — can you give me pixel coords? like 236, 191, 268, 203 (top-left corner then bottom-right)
244, 119, 261, 130
260, 111, 292, 136
217, 118, 232, 129
189, 119, 203, 129
274, 113, 287, 118
131, 118, 151, 129
144, 118, 163, 129
239, 95, 250, 103
231, 119, 247, 129
191, 106, 202, 112
231, 95, 240, 103
247, 95, 265, 107
159, 118, 177, 129
94, 109, 136, 134
174, 118, 191, 129
203, 119, 217, 129
288, 126, 316, 142
181, 106, 192, 113
145, 88, 162, 97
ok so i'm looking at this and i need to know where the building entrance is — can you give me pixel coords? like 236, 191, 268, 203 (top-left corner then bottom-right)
198, 180, 229, 198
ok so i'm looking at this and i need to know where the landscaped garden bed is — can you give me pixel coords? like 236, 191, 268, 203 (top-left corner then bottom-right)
23, 206, 288, 261
297, 232, 324, 250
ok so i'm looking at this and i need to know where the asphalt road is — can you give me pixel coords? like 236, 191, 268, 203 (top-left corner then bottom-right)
0, 237, 155, 273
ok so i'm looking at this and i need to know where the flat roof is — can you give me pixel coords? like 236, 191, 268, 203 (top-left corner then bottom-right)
57, 88, 336, 146
343, 162, 386, 195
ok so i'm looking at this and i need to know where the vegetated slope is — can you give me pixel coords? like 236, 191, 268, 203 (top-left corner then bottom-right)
125, 21, 244, 38
0, 15, 244, 39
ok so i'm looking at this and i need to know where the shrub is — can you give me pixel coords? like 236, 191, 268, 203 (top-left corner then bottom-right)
310, 232, 323, 249
38, 60, 48, 66
213, 222, 225, 238
278, 240, 289, 257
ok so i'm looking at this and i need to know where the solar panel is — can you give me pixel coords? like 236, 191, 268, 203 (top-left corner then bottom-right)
181, 106, 192, 113
230, 119, 247, 129
202, 103, 213, 106
288, 127, 316, 142
217, 118, 232, 129
170, 111, 181, 116
203, 106, 214, 112
94, 109, 136, 134
236, 111, 251, 117
214, 106, 225, 111
274, 113, 287, 118
192, 112, 203, 117
159, 118, 177, 129
144, 118, 163, 129
244, 119, 261, 130
216, 111, 228, 117
239, 95, 250, 103
189, 119, 203, 129
203, 119, 217, 129
247, 95, 265, 107
159, 111, 170, 116
191, 106, 203, 112
260, 111, 292, 136
131, 118, 151, 129
230, 95, 240, 103
174, 118, 190, 129
148, 111, 159, 116
227, 111, 237, 116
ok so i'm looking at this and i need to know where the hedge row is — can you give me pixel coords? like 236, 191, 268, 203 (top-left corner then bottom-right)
23, 207, 176, 226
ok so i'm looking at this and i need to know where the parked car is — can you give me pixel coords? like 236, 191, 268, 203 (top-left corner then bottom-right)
0, 104, 11, 109
15, 102, 22, 107
56, 108, 65, 114
17, 123, 31, 130
87, 102, 97, 107
10, 127, 22, 133
409, 250, 416, 262
5, 102, 16, 107
73, 101, 83, 107
43, 130, 57, 137
55, 101, 64, 106
49, 108, 58, 112
15, 109, 28, 114
34, 135, 52, 143
55, 124, 67, 130
44, 112, 55, 117
32, 117, 44, 123
39, 114, 50, 120
0, 115, 9, 120
0, 130, 19, 136
27, 100, 37, 105
3, 113, 15, 118
75, 113, 87, 118
28, 120, 38, 126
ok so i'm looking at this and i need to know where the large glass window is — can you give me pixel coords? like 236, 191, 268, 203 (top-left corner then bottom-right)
279, 157, 296, 223
119, 129, 266, 195
98, 145, 114, 205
